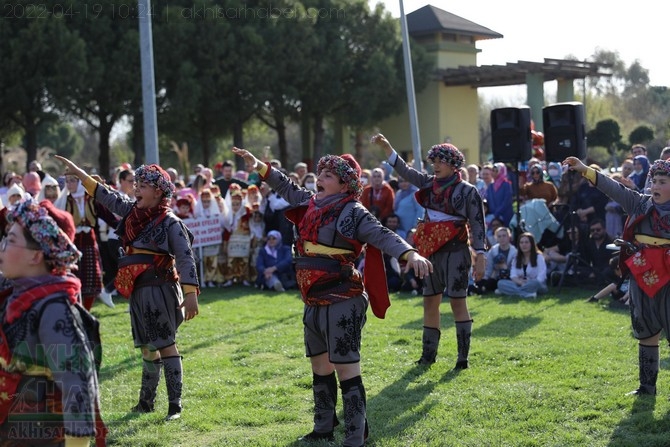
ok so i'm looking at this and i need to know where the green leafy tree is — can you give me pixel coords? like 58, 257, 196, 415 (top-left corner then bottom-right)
585, 49, 626, 96
225, 7, 271, 167
0, 8, 86, 171
254, 2, 314, 166
297, 0, 431, 161
298, 0, 358, 161
587, 118, 624, 165
37, 121, 84, 159
64, 0, 140, 178
154, 0, 225, 166
154, 0, 266, 168
629, 125, 654, 145
587, 119, 621, 148
341, 2, 432, 160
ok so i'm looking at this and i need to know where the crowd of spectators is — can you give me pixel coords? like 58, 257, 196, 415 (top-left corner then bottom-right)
0, 142, 666, 305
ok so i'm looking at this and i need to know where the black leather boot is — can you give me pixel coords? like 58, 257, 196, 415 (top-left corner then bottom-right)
455, 319, 473, 369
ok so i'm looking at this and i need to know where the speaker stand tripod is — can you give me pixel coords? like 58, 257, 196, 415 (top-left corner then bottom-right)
556, 242, 590, 292
555, 171, 589, 292
511, 161, 525, 242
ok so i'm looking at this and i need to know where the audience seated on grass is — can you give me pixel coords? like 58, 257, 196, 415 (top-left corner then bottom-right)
472, 226, 517, 295
255, 230, 294, 291
495, 232, 547, 299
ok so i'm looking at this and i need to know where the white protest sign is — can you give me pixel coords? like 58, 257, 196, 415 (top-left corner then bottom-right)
182, 215, 223, 248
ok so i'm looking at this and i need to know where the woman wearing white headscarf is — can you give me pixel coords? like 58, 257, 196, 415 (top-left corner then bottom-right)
55, 175, 115, 309
255, 230, 293, 291
37, 173, 61, 203
194, 188, 225, 287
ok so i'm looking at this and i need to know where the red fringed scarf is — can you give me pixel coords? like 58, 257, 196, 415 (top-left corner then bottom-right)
4, 276, 80, 324
120, 201, 171, 246
299, 195, 355, 244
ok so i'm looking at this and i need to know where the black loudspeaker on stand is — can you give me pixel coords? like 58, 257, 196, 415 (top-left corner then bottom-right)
490, 106, 532, 240
490, 106, 532, 163
543, 102, 586, 162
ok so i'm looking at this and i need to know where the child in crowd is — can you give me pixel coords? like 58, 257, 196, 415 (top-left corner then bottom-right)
222, 184, 253, 287
474, 226, 518, 295
586, 254, 629, 308
195, 189, 225, 287
175, 194, 196, 220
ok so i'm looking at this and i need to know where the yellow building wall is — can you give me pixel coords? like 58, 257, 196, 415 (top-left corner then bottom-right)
440, 85, 479, 166
374, 40, 481, 166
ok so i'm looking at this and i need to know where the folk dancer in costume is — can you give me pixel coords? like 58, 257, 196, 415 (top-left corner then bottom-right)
194, 188, 225, 287
54, 175, 115, 310
222, 184, 254, 287
564, 157, 670, 396
233, 146, 432, 447
54, 155, 199, 421
0, 198, 107, 446
371, 134, 486, 369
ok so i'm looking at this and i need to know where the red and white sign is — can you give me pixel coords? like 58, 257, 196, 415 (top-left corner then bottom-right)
182, 216, 223, 248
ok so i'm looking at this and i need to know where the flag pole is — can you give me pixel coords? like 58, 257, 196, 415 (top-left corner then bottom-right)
399, 0, 422, 170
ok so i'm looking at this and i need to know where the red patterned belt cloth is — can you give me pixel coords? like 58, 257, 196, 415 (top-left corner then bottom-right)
115, 253, 178, 297
294, 257, 363, 306
624, 246, 670, 297
413, 220, 468, 258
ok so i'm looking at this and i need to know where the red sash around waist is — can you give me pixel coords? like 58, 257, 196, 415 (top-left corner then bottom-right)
413, 220, 467, 257
624, 247, 670, 297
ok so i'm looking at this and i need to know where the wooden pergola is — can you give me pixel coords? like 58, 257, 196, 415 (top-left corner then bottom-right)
436, 58, 613, 88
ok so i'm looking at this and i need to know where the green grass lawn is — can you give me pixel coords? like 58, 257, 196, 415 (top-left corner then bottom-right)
93, 285, 670, 447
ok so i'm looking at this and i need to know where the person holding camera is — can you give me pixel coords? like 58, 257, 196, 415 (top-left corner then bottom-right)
473, 226, 517, 295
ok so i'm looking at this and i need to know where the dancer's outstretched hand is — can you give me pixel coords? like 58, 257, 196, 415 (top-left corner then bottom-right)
232, 147, 262, 171
53, 155, 87, 180
370, 134, 394, 158
563, 157, 587, 174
